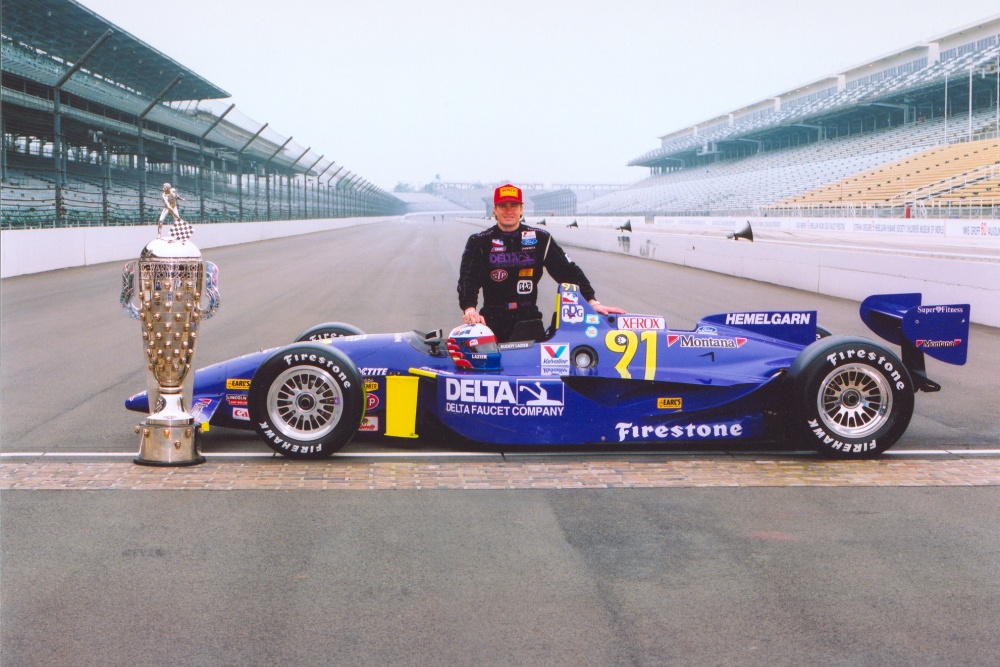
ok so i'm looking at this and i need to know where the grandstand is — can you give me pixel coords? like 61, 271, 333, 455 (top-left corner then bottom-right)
393, 192, 468, 213
421, 181, 628, 217
582, 13, 1000, 219
775, 136, 1000, 210
1, 0, 404, 230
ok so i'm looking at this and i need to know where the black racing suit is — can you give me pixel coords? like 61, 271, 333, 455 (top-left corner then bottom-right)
457, 222, 596, 342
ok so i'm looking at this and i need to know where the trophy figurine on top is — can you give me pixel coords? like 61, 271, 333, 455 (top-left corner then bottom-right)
120, 184, 220, 465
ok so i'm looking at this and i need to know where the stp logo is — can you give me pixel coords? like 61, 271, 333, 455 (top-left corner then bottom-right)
491, 269, 508, 282
366, 394, 380, 410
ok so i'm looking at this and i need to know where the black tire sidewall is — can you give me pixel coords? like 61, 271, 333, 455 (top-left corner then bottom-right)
789, 336, 914, 458
248, 344, 364, 459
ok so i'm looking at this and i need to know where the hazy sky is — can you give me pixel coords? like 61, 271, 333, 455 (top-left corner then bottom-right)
78, 0, 999, 190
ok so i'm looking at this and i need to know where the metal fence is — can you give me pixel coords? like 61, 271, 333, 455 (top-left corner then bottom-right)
1, 159, 398, 230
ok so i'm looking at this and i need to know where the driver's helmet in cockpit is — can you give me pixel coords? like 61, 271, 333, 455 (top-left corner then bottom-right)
447, 324, 501, 371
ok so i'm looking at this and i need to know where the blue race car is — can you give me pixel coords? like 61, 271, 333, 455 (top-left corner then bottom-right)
125, 284, 970, 459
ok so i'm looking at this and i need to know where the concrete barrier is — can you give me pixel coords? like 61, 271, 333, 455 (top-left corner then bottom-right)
4, 214, 996, 327
0, 216, 396, 279
463, 216, 1000, 328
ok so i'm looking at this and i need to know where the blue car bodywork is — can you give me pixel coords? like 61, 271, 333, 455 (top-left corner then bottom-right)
126, 284, 970, 459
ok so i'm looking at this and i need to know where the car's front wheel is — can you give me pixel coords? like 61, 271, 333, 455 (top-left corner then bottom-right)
248, 344, 364, 459
788, 336, 914, 458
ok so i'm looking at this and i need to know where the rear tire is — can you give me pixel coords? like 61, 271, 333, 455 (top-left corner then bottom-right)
788, 336, 914, 458
295, 322, 364, 343
248, 344, 364, 459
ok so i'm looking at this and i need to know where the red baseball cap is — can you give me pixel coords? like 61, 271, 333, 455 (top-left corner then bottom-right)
494, 183, 523, 204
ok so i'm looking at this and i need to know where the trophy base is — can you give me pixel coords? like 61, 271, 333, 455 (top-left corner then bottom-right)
134, 423, 206, 466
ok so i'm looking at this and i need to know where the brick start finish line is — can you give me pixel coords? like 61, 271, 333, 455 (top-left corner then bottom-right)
2, 457, 998, 490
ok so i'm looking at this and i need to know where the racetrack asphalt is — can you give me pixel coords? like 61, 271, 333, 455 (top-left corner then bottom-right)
2, 217, 999, 665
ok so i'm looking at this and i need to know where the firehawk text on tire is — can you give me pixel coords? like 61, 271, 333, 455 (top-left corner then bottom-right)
248, 344, 364, 459
788, 336, 914, 458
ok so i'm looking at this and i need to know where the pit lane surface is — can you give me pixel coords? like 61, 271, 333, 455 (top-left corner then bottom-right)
2, 218, 999, 665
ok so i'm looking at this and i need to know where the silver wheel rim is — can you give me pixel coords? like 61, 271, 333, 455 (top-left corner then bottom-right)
267, 366, 343, 440
817, 363, 892, 439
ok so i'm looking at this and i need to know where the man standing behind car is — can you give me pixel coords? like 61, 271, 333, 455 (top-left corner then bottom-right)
457, 183, 624, 342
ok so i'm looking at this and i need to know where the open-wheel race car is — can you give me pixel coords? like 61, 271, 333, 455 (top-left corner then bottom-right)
126, 284, 970, 459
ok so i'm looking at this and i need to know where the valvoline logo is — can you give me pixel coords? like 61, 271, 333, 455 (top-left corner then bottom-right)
541, 344, 569, 376
542, 344, 567, 358
542, 344, 568, 365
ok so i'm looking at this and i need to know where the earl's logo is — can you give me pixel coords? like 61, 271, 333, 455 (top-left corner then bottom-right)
226, 378, 251, 390
657, 397, 682, 410
498, 186, 519, 199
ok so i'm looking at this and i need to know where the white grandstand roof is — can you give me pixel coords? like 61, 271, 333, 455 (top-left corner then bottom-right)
655, 13, 1000, 146
926, 12, 1000, 41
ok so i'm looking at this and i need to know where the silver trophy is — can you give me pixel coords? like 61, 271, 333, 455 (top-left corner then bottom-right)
121, 234, 220, 466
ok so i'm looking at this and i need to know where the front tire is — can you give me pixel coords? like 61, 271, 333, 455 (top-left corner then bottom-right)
248, 344, 364, 459
788, 336, 914, 458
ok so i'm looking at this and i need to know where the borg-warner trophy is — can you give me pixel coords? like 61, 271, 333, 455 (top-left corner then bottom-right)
121, 198, 219, 465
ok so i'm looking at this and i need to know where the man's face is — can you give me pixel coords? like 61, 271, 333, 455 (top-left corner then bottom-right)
494, 202, 523, 230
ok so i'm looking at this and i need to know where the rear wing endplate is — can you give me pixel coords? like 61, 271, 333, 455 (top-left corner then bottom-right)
860, 293, 970, 392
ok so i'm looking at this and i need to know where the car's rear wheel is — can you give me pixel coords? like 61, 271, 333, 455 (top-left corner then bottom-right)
788, 336, 914, 458
295, 322, 365, 343
248, 344, 364, 459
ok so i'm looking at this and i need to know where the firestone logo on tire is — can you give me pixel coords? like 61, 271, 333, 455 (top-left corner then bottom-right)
282, 352, 352, 388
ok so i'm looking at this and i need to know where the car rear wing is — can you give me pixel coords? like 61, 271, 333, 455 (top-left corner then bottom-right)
860, 293, 970, 392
